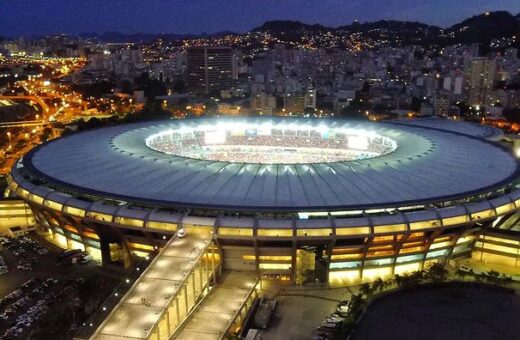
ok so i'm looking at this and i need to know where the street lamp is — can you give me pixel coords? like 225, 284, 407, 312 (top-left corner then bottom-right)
6, 131, 11, 149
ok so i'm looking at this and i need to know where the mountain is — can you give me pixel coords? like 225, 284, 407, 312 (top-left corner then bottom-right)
252, 20, 329, 33
338, 20, 442, 45
251, 12, 519, 48
441, 11, 519, 44
338, 20, 440, 34
73, 11, 519, 48
78, 31, 238, 43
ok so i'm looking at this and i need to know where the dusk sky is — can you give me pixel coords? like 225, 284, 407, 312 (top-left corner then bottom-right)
1, 0, 520, 37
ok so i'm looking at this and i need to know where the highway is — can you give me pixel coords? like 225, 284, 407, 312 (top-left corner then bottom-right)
0, 95, 50, 113
0, 55, 142, 176
0, 120, 47, 128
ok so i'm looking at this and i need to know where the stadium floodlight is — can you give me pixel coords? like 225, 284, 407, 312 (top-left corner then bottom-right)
144, 119, 397, 164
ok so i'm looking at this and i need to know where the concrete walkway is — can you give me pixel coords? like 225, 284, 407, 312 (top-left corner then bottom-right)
92, 233, 212, 340
175, 271, 257, 340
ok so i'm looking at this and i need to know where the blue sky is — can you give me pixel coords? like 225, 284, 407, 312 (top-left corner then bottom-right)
1, 0, 519, 36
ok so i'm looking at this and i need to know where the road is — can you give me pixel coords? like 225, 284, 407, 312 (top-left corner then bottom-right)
1, 55, 143, 177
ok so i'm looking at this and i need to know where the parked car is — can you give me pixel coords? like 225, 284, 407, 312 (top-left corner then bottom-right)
58, 249, 82, 260
79, 255, 92, 264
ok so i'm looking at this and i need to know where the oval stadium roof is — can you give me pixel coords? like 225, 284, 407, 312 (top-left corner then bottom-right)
397, 117, 504, 141
21, 117, 520, 212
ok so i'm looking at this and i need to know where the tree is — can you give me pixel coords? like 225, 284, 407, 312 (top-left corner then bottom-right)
204, 100, 218, 115
503, 108, 520, 123
372, 277, 385, 293
125, 100, 171, 122
347, 293, 366, 319
40, 127, 53, 142
382, 278, 393, 290
455, 268, 468, 280
484, 270, 501, 285
359, 282, 373, 298
119, 79, 133, 94
409, 270, 424, 284
474, 272, 486, 282
501, 274, 513, 286
410, 97, 422, 112
340, 97, 367, 119
172, 79, 186, 93
134, 73, 167, 100
0, 176, 7, 195
425, 263, 448, 282
393, 274, 403, 287
304, 107, 316, 116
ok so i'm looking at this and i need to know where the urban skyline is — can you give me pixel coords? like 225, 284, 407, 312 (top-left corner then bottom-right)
1, 0, 520, 36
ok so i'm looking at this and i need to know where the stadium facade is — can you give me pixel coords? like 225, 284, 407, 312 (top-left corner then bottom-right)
8, 117, 520, 285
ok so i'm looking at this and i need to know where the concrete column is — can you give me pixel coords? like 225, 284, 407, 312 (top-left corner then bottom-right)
121, 241, 132, 269
205, 253, 210, 291
183, 284, 189, 316
100, 238, 111, 266
211, 244, 216, 285
191, 273, 196, 305
291, 240, 297, 284
198, 261, 203, 293
156, 324, 161, 340
175, 297, 180, 327
165, 310, 171, 338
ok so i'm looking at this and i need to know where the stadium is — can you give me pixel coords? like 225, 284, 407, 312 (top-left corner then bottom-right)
8, 117, 520, 285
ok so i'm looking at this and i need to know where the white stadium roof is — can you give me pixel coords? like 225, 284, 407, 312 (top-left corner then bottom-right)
397, 117, 504, 141
21, 117, 520, 212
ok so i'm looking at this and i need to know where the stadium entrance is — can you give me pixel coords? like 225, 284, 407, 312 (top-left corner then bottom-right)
295, 245, 329, 285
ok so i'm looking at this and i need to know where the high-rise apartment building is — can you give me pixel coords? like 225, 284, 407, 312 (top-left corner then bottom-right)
433, 94, 450, 116
186, 46, 233, 94
464, 57, 496, 106
283, 89, 316, 114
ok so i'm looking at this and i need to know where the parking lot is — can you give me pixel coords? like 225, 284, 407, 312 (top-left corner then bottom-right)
0, 232, 113, 339
0, 234, 98, 297
259, 287, 353, 340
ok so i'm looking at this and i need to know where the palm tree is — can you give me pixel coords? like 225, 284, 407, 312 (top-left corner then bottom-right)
393, 274, 403, 287
372, 277, 385, 293
455, 268, 467, 280
382, 278, 393, 290
348, 293, 366, 319
502, 275, 513, 286
425, 263, 448, 282
485, 270, 500, 284
410, 270, 424, 283
359, 282, 373, 298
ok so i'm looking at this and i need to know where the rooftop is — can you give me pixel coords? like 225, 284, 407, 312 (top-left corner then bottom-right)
20, 117, 520, 212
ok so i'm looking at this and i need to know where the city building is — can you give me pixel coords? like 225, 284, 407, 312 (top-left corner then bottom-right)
9, 117, 520, 287
186, 46, 233, 95
250, 92, 277, 114
464, 57, 496, 106
283, 89, 316, 115
433, 94, 450, 116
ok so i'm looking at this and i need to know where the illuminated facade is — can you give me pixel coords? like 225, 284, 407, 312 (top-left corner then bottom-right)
186, 46, 233, 94
8, 117, 520, 284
